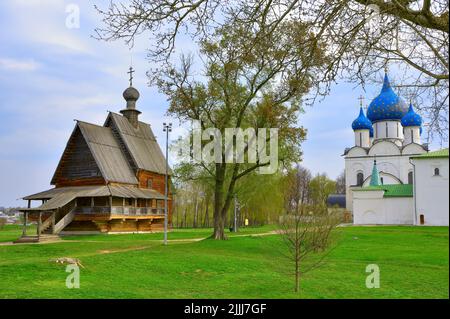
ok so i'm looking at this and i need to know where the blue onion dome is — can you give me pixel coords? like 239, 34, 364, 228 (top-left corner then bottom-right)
401, 103, 422, 127
367, 73, 408, 122
352, 107, 373, 130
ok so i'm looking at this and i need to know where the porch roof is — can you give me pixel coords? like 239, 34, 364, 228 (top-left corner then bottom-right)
22, 185, 166, 211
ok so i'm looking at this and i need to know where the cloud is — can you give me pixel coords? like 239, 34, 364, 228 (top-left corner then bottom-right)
0, 58, 40, 71
2, 0, 93, 55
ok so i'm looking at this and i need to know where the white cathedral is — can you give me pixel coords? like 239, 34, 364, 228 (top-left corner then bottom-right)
344, 72, 449, 226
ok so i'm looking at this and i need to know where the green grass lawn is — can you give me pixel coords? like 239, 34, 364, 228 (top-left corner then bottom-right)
0, 224, 36, 242
0, 225, 447, 298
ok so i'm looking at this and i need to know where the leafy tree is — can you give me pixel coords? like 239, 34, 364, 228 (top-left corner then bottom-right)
309, 174, 337, 209
151, 19, 325, 239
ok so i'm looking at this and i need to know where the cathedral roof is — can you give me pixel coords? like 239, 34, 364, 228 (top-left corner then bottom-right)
401, 103, 422, 127
352, 107, 372, 131
367, 73, 408, 122
354, 184, 413, 198
369, 160, 381, 186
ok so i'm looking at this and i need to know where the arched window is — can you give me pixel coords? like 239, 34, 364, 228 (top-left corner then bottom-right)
147, 178, 153, 189
356, 172, 364, 186
408, 171, 413, 184
434, 168, 440, 176
380, 177, 384, 185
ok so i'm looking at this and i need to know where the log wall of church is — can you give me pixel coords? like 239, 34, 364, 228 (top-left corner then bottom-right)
137, 170, 173, 224
53, 127, 105, 187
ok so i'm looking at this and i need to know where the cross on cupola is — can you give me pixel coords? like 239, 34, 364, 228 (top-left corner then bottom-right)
358, 95, 364, 106
358, 95, 367, 111
127, 66, 135, 87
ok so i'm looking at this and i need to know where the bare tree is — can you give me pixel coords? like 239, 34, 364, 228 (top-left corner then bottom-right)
95, 0, 449, 139
335, 170, 346, 195
285, 164, 312, 215
278, 206, 339, 293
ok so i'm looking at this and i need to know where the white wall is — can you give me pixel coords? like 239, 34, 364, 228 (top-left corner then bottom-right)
352, 189, 414, 225
403, 127, 421, 145
354, 129, 370, 148
373, 120, 404, 141
413, 157, 449, 226
344, 140, 426, 212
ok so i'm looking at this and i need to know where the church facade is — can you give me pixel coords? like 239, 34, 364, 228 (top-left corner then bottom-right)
17, 76, 173, 242
344, 72, 449, 226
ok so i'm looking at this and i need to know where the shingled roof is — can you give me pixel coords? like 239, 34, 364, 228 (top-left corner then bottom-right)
50, 121, 138, 185
50, 111, 171, 187
105, 112, 171, 175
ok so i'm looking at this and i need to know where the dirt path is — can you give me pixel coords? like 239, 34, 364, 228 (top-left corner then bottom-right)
0, 230, 279, 248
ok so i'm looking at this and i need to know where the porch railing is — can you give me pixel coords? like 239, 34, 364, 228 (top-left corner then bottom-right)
74, 206, 164, 215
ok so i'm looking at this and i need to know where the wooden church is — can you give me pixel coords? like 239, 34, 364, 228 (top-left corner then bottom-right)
17, 70, 172, 242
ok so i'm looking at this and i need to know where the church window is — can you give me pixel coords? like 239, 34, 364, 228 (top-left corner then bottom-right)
385, 122, 388, 137
434, 168, 440, 176
356, 172, 364, 186
408, 171, 413, 184
397, 123, 399, 137
411, 129, 414, 143
380, 177, 384, 185
147, 178, 153, 189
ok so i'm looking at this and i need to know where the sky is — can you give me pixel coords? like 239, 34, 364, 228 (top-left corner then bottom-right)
0, 0, 445, 208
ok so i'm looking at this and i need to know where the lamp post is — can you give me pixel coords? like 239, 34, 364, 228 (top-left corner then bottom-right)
163, 122, 172, 245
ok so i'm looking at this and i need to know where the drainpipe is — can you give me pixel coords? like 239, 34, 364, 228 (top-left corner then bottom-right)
409, 158, 417, 225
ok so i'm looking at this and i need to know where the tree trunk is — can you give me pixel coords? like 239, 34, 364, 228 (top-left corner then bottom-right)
203, 196, 209, 227
193, 196, 198, 228
213, 164, 226, 239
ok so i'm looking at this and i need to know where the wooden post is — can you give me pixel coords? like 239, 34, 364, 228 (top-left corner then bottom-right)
51, 211, 56, 234
22, 212, 27, 236
91, 197, 94, 207
37, 212, 42, 239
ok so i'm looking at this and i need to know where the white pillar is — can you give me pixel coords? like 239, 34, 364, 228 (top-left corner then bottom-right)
403, 126, 421, 145
373, 121, 404, 141
354, 129, 370, 148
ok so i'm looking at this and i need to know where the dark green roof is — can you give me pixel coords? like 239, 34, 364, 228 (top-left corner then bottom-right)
410, 148, 449, 159
353, 184, 413, 198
